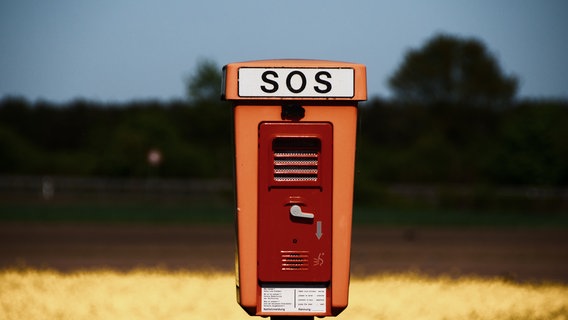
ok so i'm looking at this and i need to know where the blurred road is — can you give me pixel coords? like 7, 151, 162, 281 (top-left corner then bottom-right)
1, 223, 567, 283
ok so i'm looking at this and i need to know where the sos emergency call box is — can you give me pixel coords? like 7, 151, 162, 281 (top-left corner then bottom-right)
222, 59, 366, 318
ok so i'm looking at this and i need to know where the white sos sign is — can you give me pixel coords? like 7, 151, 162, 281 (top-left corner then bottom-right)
238, 68, 354, 98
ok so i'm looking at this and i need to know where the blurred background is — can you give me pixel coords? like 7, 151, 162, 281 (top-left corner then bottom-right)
2, 0, 568, 215
1, 1, 567, 283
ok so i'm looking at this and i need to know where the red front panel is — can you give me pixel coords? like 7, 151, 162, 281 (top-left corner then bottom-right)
258, 122, 333, 283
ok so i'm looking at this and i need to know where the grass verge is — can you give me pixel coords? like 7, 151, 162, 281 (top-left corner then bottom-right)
1, 269, 566, 320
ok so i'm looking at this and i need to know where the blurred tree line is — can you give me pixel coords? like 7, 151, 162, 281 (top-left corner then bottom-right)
0, 96, 231, 178
1, 35, 567, 198
357, 99, 568, 197
2, 95, 566, 183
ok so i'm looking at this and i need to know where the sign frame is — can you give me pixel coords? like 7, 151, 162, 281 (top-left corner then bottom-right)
222, 59, 367, 101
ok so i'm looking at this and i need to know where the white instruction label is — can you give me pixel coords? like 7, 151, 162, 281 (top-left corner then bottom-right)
261, 285, 326, 313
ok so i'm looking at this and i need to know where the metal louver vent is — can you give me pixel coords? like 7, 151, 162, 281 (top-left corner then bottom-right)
281, 251, 309, 271
273, 138, 320, 182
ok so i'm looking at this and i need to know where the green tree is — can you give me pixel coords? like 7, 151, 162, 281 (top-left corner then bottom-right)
388, 34, 518, 107
182, 59, 232, 178
185, 59, 223, 105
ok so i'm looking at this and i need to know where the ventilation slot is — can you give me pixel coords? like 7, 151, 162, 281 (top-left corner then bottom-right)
281, 251, 309, 271
273, 138, 320, 182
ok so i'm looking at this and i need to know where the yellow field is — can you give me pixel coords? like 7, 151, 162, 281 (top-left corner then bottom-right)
1, 269, 567, 320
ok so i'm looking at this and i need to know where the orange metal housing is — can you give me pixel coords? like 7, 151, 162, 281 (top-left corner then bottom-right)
223, 59, 366, 317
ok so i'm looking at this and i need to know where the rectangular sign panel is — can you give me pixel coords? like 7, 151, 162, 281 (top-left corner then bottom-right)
261, 285, 326, 313
238, 68, 354, 98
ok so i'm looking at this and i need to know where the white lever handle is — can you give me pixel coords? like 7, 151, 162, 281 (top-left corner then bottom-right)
290, 205, 314, 219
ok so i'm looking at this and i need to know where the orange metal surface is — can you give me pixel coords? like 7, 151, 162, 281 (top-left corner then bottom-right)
226, 59, 365, 316
233, 105, 357, 315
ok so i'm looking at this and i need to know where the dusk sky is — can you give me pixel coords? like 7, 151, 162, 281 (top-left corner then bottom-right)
1, 1, 567, 103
